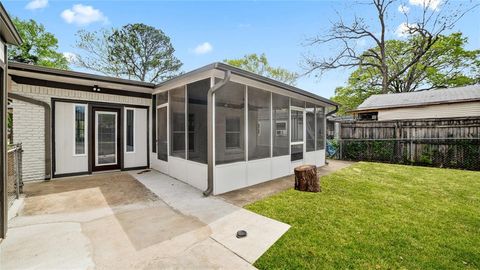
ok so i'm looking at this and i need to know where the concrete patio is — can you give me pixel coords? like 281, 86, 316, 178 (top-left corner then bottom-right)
1, 171, 290, 269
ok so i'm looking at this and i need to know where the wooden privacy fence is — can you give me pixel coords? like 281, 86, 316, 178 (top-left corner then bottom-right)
334, 117, 480, 170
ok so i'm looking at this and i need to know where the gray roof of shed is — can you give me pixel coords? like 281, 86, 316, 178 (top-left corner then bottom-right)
354, 85, 480, 111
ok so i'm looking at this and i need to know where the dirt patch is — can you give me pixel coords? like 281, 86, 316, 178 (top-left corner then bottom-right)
22, 172, 158, 215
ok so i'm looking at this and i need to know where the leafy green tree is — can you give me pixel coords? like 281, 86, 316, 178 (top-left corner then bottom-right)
304, 0, 477, 94
75, 23, 182, 83
332, 33, 480, 115
8, 18, 68, 69
224, 53, 298, 85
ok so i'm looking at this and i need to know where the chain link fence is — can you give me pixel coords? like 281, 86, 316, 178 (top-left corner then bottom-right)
7, 143, 23, 208
329, 138, 480, 171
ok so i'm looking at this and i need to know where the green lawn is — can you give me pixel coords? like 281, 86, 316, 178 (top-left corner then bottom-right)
246, 162, 480, 269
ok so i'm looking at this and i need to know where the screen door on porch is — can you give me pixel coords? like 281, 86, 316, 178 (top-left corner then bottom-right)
95, 111, 118, 167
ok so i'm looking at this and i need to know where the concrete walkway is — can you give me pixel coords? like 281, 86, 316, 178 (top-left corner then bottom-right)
1, 171, 289, 269
220, 159, 355, 207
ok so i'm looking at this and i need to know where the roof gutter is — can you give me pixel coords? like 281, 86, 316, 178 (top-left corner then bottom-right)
326, 104, 339, 116
203, 70, 231, 196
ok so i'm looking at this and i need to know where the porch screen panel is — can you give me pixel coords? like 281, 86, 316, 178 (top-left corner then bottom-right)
215, 82, 245, 165
74, 105, 86, 155
316, 106, 325, 150
291, 110, 303, 143
248, 87, 271, 160
306, 103, 315, 152
187, 79, 209, 164
157, 106, 168, 161
170, 86, 186, 158
272, 94, 289, 157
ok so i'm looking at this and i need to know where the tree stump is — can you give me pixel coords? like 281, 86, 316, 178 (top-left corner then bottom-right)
294, 165, 320, 192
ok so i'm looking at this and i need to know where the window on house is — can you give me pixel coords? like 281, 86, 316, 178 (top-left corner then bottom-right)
306, 103, 315, 152
74, 104, 86, 155
170, 86, 186, 158
248, 87, 271, 160
215, 81, 245, 165
272, 94, 289, 157
126, 109, 134, 152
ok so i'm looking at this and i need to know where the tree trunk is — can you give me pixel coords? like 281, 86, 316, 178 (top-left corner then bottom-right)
294, 165, 320, 192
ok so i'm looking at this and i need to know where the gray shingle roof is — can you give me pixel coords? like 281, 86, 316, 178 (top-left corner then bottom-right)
355, 85, 480, 111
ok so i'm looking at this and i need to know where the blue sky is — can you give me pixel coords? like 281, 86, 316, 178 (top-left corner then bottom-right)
3, 0, 480, 98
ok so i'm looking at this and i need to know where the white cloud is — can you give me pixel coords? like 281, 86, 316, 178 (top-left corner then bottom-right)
25, 0, 48, 10
61, 4, 108, 26
63, 52, 77, 63
395, 22, 419, 37
409, 0, 442, 11
193, 42, 213, 55
398, 4, 410, 14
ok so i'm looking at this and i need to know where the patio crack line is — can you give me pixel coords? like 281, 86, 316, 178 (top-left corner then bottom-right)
208, 235, 253, 265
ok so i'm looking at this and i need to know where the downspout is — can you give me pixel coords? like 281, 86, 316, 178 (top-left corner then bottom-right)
8, 92, 52, 180
326, 104, 339, 116
203, 70, 231, 196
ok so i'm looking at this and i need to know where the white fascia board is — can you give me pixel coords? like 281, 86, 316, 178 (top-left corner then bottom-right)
9, 69, 154, 94
153, 69, 217, 94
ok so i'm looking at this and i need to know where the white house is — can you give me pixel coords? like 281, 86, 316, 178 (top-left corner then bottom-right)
351, 85, 480, 121
9, 62, 337, 195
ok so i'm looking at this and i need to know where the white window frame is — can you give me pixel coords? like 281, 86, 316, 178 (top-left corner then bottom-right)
73, 104, 87, 156
290, 106, 305, 160
125, 108, 135, 153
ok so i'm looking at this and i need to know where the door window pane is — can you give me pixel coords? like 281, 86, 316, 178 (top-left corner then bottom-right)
316, 106, 325, 150
187, 79, 209, 163
170, 86, 186, 158
74, 105, 86, 155
157, 106, 168, 161
306, 103, 315, 152
97, 112, 117, 165
291, 110, 303, 143
126, 109, 134, 152
291, 144, 303, 161
272, 94, 289, 157
248, 87, 271, 160
215, 81, 245, 164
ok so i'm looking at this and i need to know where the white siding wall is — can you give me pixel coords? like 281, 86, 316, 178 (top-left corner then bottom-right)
54, 102, 89, 175
213, 149, 325, 195
11, 80, 150, 181
378, 102, 480, 121
123, 107, 148, 168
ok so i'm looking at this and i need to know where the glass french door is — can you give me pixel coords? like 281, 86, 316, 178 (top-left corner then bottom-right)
93, 109, 120, 170
290, 107, 304, 161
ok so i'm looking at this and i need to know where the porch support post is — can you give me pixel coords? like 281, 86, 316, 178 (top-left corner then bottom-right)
204, 70, 231, 196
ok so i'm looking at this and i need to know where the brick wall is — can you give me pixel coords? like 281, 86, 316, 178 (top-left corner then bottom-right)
10, 80, 151, 181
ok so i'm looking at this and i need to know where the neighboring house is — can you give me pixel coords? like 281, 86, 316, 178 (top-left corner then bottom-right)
9, 62, 337, 195
350, 85, 480, 121
0, 2, 22, 239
